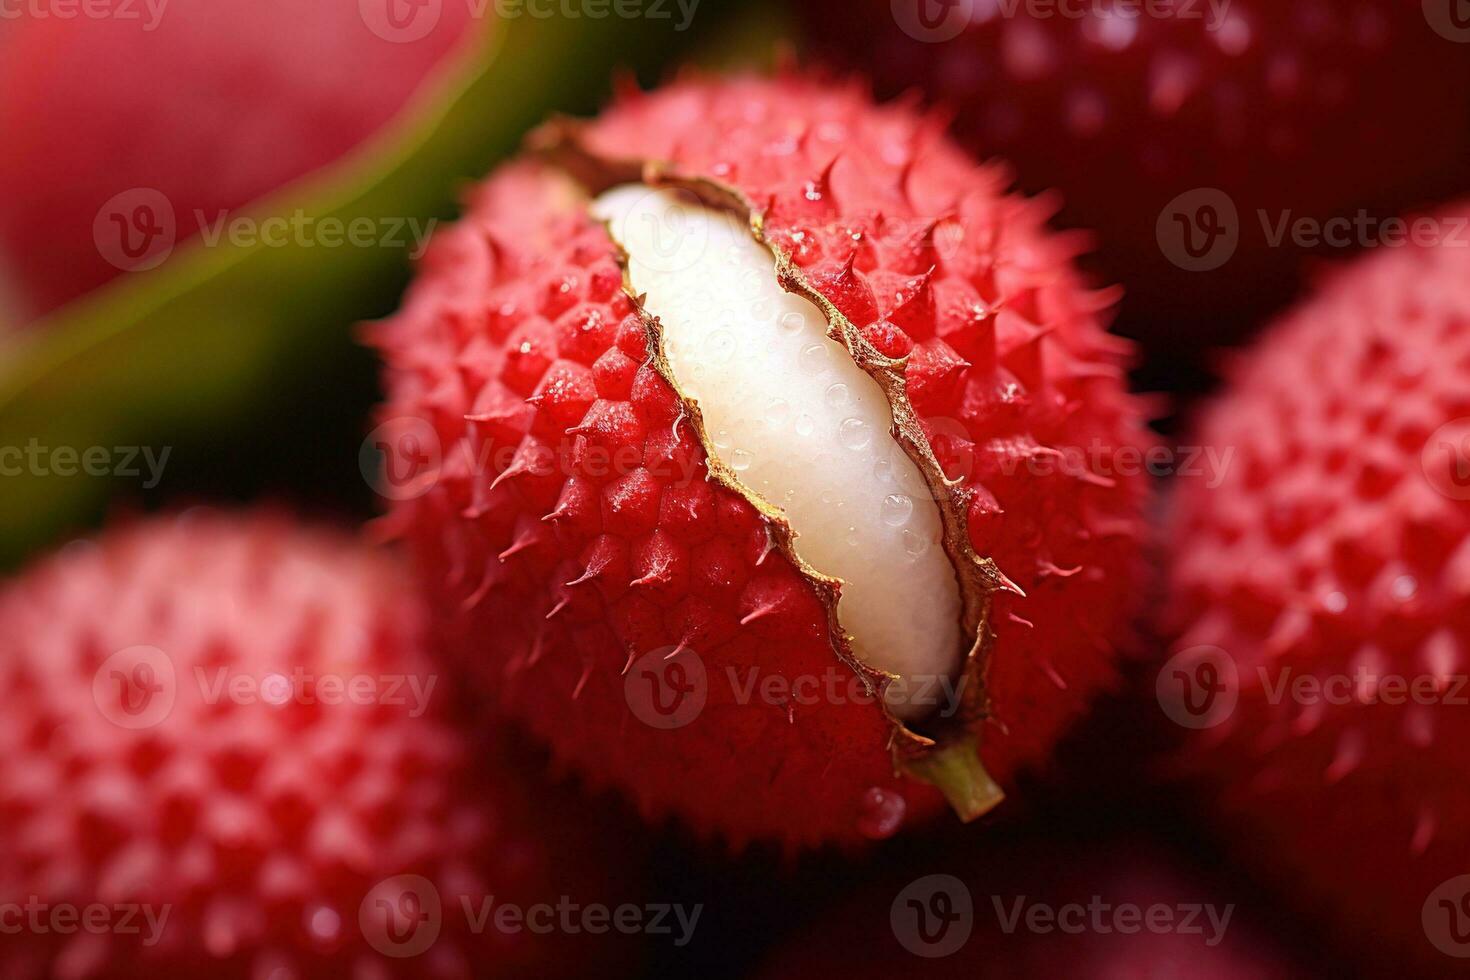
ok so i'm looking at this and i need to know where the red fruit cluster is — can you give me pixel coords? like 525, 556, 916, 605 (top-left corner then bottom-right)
801, 0, 1470, 344
0, 511, 632, 979
1167, 205, 1470, 973
373, 74, 1153, 847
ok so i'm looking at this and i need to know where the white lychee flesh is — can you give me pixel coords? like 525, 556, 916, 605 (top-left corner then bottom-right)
595, 185, 963, 720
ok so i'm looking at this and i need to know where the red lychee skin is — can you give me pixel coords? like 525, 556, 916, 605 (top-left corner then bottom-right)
755, 840, 1305, 979
800, 0, 1470, 348
372, 74, 1153, 848
1166, 206, 1470, 974
0, 0, 471, 322
0, 511, 636, 979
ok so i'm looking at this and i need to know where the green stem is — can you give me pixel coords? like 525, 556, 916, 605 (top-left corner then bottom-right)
903, 738, 1005, 822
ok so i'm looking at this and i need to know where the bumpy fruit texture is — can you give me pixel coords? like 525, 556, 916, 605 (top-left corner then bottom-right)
0, 0, 470, 320
755, 839, 1304, 979
1167, 206, 1470, 974
373, 74, 1152, 847
0, 511, 634, 979
801, 0, 1470, 348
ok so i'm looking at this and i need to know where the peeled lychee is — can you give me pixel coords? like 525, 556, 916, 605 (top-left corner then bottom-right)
0, 0, 470, 321
372, 73, 1153, 847
800, 0, 1470, 351
0, 510, 637, 979
1165, 204, 1470, 974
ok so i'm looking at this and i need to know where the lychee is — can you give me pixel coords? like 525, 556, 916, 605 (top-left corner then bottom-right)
0, 510, 638, 978
800, 0, 1470, 352
0, 0, 471, 322
1165, 203, 1470, 974
372, 73, 1153, 847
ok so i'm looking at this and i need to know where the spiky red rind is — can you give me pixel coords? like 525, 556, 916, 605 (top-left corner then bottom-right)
0, 511, 634, 978
376, 74, 1153, 846
1166, 206, 1470, 975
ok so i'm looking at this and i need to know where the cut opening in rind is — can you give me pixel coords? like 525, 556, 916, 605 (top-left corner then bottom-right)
593, 184, 963, 721
534, 119, 1010, 818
